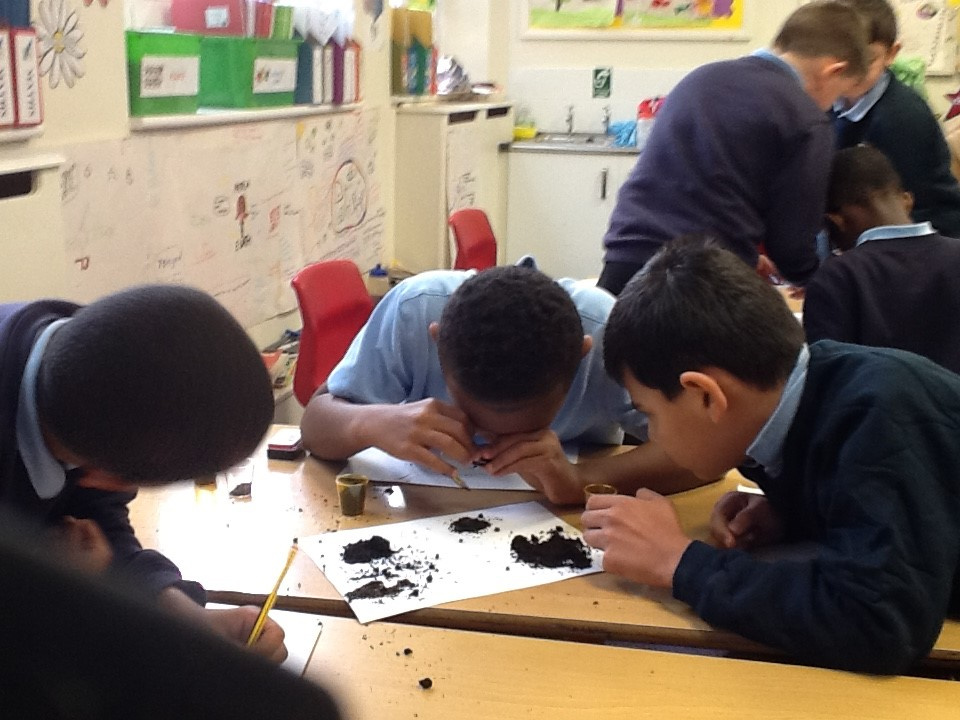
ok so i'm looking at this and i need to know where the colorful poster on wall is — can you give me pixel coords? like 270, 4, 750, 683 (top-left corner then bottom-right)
527, 0, 742, 31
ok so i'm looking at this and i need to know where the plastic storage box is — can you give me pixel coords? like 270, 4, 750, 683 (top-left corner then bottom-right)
126, 31, 201, 116
199, 36, 300, 108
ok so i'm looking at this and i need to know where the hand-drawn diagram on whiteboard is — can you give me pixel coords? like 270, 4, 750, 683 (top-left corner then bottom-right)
300, 501, 603, 623
59, 108, 385, 328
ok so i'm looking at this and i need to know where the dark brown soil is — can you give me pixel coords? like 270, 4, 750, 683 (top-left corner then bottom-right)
228, 482, 252, 497
345, 578, 414, 601
510, 526, 592, 569
418, 678, 433, 689
449, 514, 491, 533
342, 536, 395, 564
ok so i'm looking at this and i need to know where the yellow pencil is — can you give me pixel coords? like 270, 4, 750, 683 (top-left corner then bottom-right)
451, 470, 470, 490
246, 540, 299, 646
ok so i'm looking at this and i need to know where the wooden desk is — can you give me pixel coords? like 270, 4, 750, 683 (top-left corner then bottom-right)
304, 616, 960, 720
128, 438, 960, 669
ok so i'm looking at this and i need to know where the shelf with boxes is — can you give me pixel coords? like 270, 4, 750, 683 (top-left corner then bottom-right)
125, 28, 361, 124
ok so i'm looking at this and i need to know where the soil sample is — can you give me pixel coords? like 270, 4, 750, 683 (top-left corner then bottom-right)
342, 535, 395, 564
449, 515, 491, 533
511, 527, 592, 569
346, 578, 415, 601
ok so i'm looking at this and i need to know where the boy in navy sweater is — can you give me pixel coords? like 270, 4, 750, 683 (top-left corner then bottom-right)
834, 0, 960, 237
583, 238, 960, 673
0, 285, 286, 661
805, 145, 960, 373
598, 1, 870, 295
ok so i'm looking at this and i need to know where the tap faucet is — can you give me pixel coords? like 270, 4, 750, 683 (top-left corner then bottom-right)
602, 105, 611, 135
565, 105, 575, 134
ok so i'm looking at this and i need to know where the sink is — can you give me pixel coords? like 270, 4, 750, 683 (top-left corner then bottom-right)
535, 132, 615, 146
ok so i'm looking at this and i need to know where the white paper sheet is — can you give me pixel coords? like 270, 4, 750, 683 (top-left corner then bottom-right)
207, 604, 323, 676
345, 446, 578, 492
300, 501, 603, 624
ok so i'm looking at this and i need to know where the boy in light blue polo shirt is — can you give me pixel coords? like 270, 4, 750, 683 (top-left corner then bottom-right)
804, 145, 960, 374
301, 265, 702, 504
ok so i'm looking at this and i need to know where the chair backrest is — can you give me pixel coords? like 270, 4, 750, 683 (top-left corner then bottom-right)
290, 260, 374, 406
448, 208, 497, 271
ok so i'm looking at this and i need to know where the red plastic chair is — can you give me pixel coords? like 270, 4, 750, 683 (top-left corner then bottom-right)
448, 208, 497, 271
291, 260, 374, 406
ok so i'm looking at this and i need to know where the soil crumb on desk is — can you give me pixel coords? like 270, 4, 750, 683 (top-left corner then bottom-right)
511, 526, 591, 569
418, 678, 433, 690
343, 535, 395, 564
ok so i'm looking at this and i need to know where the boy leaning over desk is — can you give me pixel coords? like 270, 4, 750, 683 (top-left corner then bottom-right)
804, 145, 960, 375
582, 238, 960, 674
301, 263, 707, 505
0, 285, 288, 661
833, 0, 960, 238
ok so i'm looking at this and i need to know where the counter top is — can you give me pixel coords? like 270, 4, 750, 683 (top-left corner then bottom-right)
505, 138, 640, 156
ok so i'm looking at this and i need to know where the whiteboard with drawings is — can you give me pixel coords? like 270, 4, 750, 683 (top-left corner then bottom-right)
58, 109, 385, 328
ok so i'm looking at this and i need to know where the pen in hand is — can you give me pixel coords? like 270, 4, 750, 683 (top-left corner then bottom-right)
247, 539, 299, 647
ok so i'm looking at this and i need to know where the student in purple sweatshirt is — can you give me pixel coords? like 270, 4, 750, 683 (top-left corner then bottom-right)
598, 1, 870, 295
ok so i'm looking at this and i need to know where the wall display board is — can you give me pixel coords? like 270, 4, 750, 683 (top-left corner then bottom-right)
59, 109, 385, 327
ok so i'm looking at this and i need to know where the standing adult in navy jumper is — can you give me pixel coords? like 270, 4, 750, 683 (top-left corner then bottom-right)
0, 285, 288, 661
597, 1, 870, 296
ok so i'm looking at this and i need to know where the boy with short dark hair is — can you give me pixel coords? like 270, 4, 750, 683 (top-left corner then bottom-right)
805, 145, 960, 373
301, 265, 704, 505
598, 1, 870, 295
0, 284, 283, 657
583, 238, 960, 673
834, 0, 960, 236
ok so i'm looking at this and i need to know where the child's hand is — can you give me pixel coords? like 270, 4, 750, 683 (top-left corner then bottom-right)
56, 516, 114, 574
581, 489, 692, 587
375, 398, 477, 476
710, 491, 784, 550
473, 429, 581, 503
203, 606, 288, 663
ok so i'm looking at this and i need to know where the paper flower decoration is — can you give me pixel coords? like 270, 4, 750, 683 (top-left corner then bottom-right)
35, 0, 87, 89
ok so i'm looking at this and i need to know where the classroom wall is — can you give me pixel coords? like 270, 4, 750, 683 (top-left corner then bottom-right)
436, 1, 960, 132
0, 0, 394, 349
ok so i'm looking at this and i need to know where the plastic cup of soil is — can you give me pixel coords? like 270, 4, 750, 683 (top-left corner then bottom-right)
226, 458, 255, 499
583, 483, 618, 502
336, 473, 370, 516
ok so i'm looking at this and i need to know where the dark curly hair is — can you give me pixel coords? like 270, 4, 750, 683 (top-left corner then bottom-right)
604, 238, 804, 399
37, 285, 274, 483
437, 266, 584, 403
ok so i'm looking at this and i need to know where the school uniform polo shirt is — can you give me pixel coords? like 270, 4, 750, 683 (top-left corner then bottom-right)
326, 270, 645, 445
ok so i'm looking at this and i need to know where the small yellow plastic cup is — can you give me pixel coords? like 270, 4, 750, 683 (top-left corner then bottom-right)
583, 483, 618, 502
336, 473, 370, 516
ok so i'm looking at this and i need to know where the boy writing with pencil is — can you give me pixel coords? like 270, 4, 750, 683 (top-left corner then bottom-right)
301, 264, 704, 504
582, 238, 960, 673
0, 285, 286, 660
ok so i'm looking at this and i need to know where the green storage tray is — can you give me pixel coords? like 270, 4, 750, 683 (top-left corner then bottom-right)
127, 31, 201, 116
199, 37, 300, 108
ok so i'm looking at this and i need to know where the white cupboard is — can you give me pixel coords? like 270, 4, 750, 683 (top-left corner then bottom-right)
393, 101, 513, 273
505, 149, 639, 280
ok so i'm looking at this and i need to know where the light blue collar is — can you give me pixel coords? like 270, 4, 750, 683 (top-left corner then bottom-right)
744, 344, 809, 478
833, 71, 890, 122
16, 318, 72, 499
752, 48, 802, 84
856, 222, 935, 247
